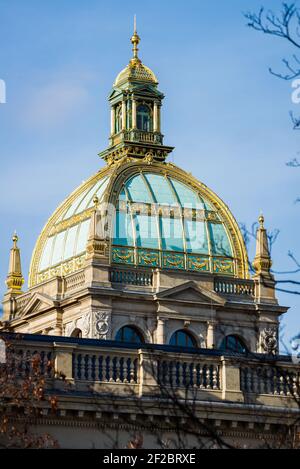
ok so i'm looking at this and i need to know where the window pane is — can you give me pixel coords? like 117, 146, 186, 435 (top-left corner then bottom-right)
63, 225, 79, 260
144, 174, 177, 205
170, 178, 203, 209
39, 236, 55, 271
52, 231, 66, 266
115, 326, 144, 344
209, 223, 233, 256
113, 211, 134, 246
86, 176, 110, 209
221, 335, 247, 353
170, 331, 196, 348
126, 175, 152, 203
137, 105, 152, 131
75, 219, 90, 255
135, 214, 159, 249
160, 216, 184, 251
185, 220, 208, 253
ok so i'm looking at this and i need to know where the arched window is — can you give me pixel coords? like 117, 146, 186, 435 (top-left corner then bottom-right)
115, 326, 144, 344
71, 328, 82, 339
115, 106, 122, 133
137, 104, 152, 132
169, 330, 197, 348
220, 335, 247, 353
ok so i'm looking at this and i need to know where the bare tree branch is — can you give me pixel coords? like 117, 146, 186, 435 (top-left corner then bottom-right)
245, 3, 300, 79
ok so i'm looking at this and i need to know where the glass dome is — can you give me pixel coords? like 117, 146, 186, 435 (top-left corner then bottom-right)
112, 173, 235, 275
30, 163, 247, 288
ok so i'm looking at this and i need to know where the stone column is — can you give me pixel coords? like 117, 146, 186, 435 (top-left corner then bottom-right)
122, 100, 126, 131
110, 106, 116, 136
153, 101, 160, 132
132, 98, 137, 129
207, 321, 216, 349
156, 318, 166, 344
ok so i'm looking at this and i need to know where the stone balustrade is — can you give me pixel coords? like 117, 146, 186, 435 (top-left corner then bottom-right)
157, 359, 220, 390
214, 277, 255, 297
241, 364, 300, 397
72, 350, 139, 384
1, 333, 299, 408
110, 268, 153, 287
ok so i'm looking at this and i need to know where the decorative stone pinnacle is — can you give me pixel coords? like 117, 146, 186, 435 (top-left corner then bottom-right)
5, 232, 24, 294
252, 214, 272, 277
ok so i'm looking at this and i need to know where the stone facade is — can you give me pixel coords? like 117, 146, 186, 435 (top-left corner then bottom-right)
1, 27, 298, 449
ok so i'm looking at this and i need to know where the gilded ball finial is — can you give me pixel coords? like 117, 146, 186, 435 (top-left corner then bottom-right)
12, 231, 18, 245
93, 195, 99, 207
259, 213, 265, 228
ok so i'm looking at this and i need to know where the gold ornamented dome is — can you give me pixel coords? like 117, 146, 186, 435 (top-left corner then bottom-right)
28, 24, 249, 288
29, 162, 249, 287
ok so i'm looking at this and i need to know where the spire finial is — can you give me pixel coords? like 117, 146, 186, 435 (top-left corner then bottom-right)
130, 15, 141, 65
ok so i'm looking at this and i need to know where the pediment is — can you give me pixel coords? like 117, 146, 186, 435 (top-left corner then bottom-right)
21, 293, 57, 318
155, 281, 226, 306
109, 89, 122, 100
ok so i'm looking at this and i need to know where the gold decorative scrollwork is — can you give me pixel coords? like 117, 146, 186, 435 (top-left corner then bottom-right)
114, 252, 133, 261
213, 260, 234, 273
164, 255, 184, 267
140, 254, 158, 265
191, 260, 209, 270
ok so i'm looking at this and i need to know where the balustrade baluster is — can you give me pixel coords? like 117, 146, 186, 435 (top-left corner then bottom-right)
285, 374, 291, 396
119, 357, 124, 382
129, 359, 135, 384
115, 357, 121, 382
79, 354, 85, 380
192, 363, 198, 388
86, 355, 93, 380
213, 366, 219, 390
273, 369, 279, 395
199, 365, 205, 389
178, 361, 183, 387
245, 368, 252, 393
108, 356, 114, 382
252, 369, 259, 394
206, 365, 212, 389
94, 354, 100, 381
279, 373, 285, 396
292, 374, 299, 397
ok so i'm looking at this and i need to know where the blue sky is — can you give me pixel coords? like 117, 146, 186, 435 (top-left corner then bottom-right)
0, 0, 299, 348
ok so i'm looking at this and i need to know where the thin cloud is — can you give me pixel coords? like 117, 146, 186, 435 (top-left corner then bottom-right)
22, 82, 89, 130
